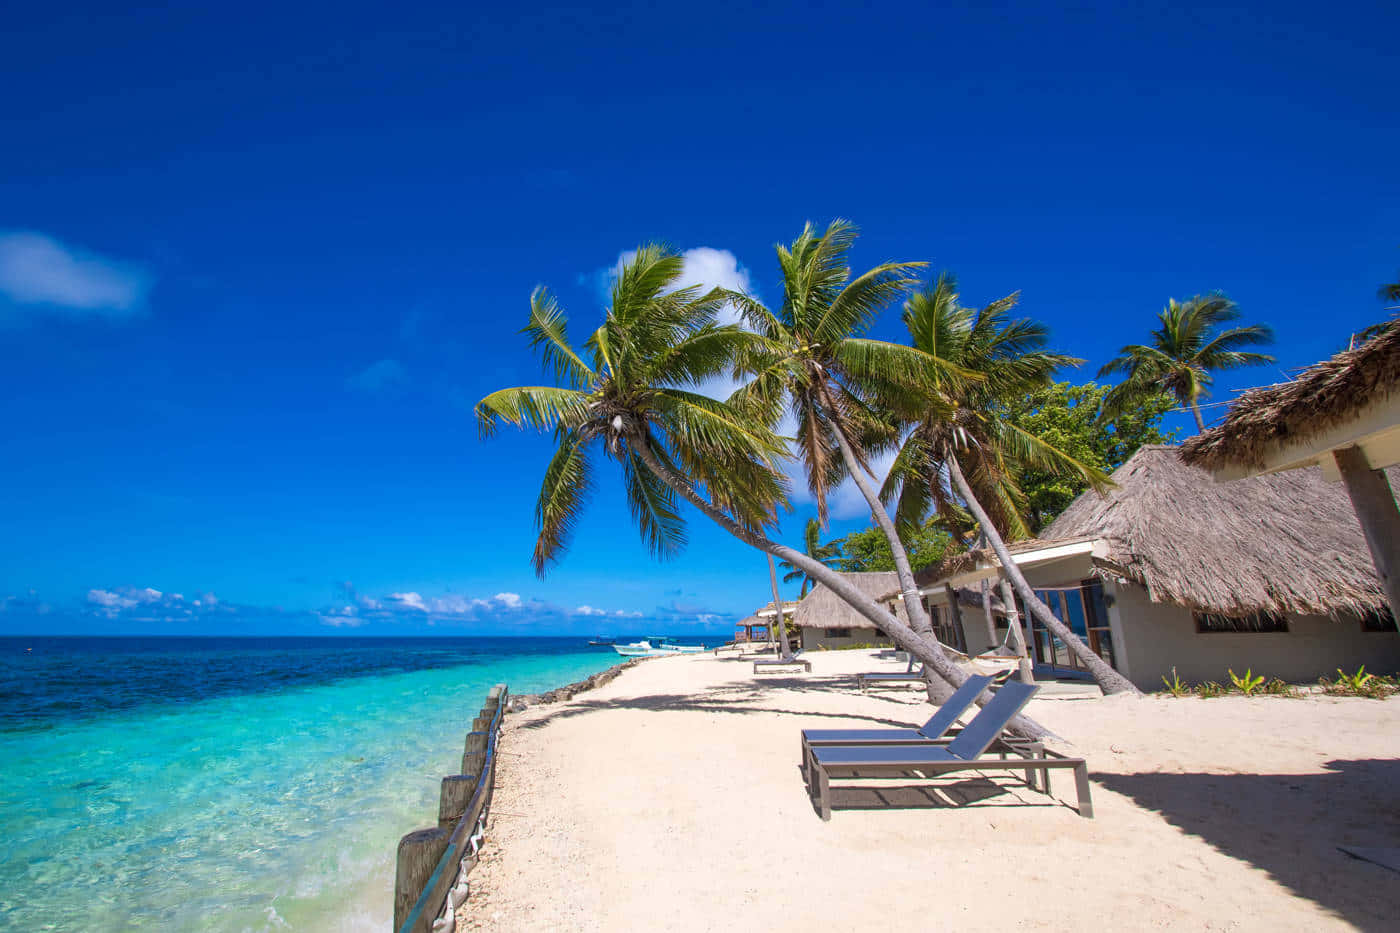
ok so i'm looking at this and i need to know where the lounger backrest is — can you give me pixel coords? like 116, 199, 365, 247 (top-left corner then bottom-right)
944, 681, 1040, 760
917, 674, 993, 739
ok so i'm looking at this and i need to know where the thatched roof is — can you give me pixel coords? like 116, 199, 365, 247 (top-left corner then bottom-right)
1038, 445, 1388, 617
794, 572, 908, 630
1181, 320, 1400, 471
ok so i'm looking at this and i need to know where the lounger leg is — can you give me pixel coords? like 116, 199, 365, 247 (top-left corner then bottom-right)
1074, 763, 1094, 819
816, 765, 832, 821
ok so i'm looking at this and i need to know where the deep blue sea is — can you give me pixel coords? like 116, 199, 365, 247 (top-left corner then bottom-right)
0, 636, 684, 931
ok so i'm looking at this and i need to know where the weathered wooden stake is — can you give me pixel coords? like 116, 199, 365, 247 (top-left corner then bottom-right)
394, 827, 450, 931
439, 774, 480, 830
471, 715, 490, 733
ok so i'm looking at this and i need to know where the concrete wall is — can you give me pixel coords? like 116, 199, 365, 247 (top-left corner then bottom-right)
1107, 581, 1400, 689
799, 626, 893, 651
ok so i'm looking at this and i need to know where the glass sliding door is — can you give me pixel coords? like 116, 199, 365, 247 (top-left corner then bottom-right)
1019, 579, 1116, 675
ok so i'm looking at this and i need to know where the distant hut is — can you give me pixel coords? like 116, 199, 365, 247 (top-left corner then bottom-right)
912, 445, 1400, 688
1182, 321, 1400, 623
793, 572, 905, 651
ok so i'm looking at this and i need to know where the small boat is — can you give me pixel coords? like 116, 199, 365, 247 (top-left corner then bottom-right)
587, 637, 615, 646
612, 640, 670, 658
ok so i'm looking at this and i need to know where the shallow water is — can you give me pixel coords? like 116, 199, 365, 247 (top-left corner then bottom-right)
0, 637, 654, 931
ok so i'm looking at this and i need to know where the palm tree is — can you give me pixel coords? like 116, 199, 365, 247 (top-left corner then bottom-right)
879, 274, 1139, 694
777, 518, 842, 599
476, 245, 1053, 735
731, 220, 955, 638
1098, 293, 1275, 433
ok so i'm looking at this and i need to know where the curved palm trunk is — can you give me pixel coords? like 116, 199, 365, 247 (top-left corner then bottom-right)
629, 437, 1054, 740
1188, 399, 1206, 434
976, 533, 997, 648
946, 455, 1140, 696
816, 384, 935, 636
765, 553, 793, 658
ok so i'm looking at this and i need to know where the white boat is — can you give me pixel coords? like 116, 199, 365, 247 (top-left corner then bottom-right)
612, 640, 671, 658
612, 638, 705, 657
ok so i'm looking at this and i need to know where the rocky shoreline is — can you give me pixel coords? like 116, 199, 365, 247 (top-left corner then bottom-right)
505, 657, 648, 711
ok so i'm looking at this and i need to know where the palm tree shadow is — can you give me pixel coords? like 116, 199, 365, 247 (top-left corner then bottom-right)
1093, 759, 1400, 930
513, 685, 922, 731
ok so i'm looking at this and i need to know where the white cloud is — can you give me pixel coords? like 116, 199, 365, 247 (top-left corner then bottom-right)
575, 605, 607, 616
386, 591, 428, 611
0, 231, 150, 318
493, 592, 522, 609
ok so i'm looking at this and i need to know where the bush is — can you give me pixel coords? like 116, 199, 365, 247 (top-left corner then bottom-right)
1319, 666, 1398, 699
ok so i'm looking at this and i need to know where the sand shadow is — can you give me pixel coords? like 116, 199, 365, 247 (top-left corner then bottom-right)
809, 774, 1036, 816
514, 687, 922, 731
1093, 759, 1400, 930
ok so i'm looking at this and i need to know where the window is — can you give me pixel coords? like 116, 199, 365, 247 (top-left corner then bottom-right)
1193, 611, 1289, 633
823, 628, 852, 639
1359, 608, 1397, 633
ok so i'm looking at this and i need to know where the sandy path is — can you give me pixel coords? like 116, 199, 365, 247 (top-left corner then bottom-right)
458, 650, 1400, 932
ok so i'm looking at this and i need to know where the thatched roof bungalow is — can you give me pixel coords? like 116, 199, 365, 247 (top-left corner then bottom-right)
1181, 320, 1400, 622
914, 445, 1400, 689
793, 572, 904, 650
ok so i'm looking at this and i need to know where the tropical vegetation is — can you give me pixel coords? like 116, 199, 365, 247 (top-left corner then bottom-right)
479, 224, 1293, 704
474, 243, 1060, 733
1098, 293, 1275, 433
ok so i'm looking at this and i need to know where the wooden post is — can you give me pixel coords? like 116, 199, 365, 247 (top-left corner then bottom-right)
944, 584, 966, 650
472, 715, 490, 733
1334, 445, 1400, 627
439, 774, 480, 830
462, 731, 487, 776
999, 578, 1035, 684
394, 827, 450, 931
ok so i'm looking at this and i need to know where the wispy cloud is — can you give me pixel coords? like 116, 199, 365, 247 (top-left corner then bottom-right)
346, 358, 407, 395
0, 231, 151, 319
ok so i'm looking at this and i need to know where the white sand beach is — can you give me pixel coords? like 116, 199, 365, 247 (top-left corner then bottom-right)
458, 649, 1400, 932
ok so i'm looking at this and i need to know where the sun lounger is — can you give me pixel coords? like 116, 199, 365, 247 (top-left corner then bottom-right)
801, 674, 994, 774
753, 652, 811, 674
804, 681, 1093, 820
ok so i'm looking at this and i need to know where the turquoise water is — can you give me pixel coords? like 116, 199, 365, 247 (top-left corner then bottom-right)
0, 637, 657, 931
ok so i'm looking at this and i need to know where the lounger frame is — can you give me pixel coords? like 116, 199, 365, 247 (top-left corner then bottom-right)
805, 745, 1093, 820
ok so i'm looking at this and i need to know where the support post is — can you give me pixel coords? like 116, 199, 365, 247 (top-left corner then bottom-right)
944, 584, 966, 650
999, 578, 1035, 684
1334, 445, 1400, 628
394, 827, 450, 932
439, 774, 480, 830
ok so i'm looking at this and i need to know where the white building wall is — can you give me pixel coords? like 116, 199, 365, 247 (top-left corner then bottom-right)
1109, 581, 1400, 690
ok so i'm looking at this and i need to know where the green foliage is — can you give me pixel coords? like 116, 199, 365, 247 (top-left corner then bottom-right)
1263, 678, 1297, 696
1160, 667, 1189, 697
829, 520, 951, 573
476, 245, 790, 575
1098, 293, 1275, 432
1228, 668, 1266, 696
1320, 666, 1396, 698
1003, 381, 1176, 530
1195, 681, 1227, 699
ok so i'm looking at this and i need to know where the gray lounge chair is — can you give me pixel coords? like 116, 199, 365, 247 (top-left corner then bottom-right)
753, 652, 811, 674
802, 674, 993, 757
804, 681, 1093, 820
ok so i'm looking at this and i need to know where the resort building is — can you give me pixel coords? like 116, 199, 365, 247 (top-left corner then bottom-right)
793, 573, 899, 650
914, 445, 1400, 689
1181, 321, 1400, 622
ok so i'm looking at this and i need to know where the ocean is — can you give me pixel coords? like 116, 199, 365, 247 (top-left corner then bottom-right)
0, 636, 678, 931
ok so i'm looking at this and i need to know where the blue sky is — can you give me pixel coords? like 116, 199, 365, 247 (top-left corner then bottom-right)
2, 1, 1396, 636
